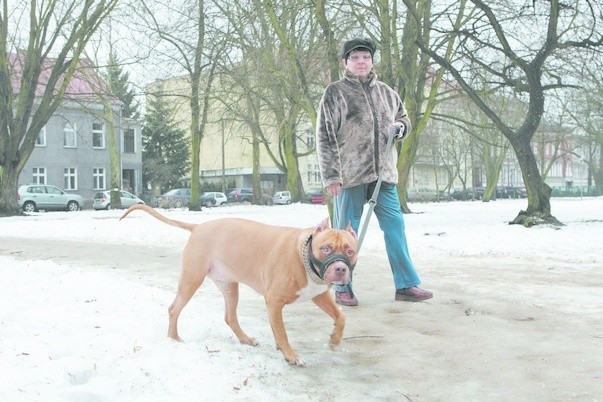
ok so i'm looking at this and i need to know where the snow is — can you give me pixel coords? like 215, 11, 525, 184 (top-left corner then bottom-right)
1, 197, 601, 401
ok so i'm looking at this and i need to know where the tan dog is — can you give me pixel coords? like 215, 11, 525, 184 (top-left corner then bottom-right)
120, 204, 358, 366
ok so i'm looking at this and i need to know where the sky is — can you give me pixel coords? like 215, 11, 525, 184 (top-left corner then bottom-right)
0, 197, 601, 401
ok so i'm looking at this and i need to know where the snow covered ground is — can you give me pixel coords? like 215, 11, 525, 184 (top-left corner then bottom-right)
0, 197, 601, 401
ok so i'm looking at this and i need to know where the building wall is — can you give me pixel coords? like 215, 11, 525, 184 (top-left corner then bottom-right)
147, 77, 314, 195
19, 102, 143, 205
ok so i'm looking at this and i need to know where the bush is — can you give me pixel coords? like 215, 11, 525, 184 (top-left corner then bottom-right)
550, 186, 597, 197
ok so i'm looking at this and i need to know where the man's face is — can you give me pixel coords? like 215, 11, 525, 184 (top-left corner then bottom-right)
343, 50, 373, 80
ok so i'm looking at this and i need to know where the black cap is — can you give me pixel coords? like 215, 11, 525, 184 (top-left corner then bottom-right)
340, 37, 377, 60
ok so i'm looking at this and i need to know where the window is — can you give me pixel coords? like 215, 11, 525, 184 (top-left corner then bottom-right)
63, 122, 77, 148
307, 164, 321, 183
64, 167, 77, 190
33, 167, 46, 184
92, 122, 105, 148
124, 128, 135, 153
93, 168, 106, 190
36, 126, 46, 147
306, 129, 315, 150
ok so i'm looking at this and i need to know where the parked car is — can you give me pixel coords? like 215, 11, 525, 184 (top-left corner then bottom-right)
93, 190, 145, 210
406, 187, 438, 203
18, 184, 84, 212
451, 187, 485, 201
303, 188, 327, 204
200, 192, 227, 207
226, 188, 272, 205
156, 188, 192, 208
438, 190, 452, 201
226, 187, 253, 203
496, 186, 526, 199
272, 191, 292, 205
516, 187, 527, 198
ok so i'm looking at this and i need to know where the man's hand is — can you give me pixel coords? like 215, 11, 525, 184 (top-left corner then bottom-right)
391, 122, 407, 139
326, 183, 342, 197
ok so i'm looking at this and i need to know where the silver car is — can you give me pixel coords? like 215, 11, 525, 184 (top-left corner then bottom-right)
93, 190, 145, 210
18, 184, 84, 212
272, 191, 292, 205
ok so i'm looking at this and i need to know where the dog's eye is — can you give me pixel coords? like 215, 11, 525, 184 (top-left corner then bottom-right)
345, 248, 355, 257
321, 246, 331, 254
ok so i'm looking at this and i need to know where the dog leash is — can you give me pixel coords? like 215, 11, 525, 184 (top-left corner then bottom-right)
356, 125, 399, 252
335, 125, 399, 301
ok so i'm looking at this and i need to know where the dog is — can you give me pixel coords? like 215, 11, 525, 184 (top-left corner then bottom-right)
120, 204, 358, 366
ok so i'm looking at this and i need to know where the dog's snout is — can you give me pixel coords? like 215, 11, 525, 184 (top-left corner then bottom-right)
334, 265, 347, 275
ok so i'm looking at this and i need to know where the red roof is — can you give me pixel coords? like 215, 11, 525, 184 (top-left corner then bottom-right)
9, 51, 118, 103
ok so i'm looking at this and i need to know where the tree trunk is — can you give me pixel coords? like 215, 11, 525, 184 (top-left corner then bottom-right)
252, 130, 261, 204
397, 136, 420, 213
0, 164, 21, 215
104, 104, 122, 209
595, 144, 603, 196
282, 118, 304, 201
509, 136, 560, 226
190, 109, 201, 211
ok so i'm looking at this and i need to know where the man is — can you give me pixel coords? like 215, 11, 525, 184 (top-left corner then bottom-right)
315, 37, 433, 306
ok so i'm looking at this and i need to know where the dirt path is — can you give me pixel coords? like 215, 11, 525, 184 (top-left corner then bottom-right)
1, 236, 600, 400
0, 237, 181, 290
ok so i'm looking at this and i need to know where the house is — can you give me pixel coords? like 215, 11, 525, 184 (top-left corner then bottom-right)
13, 55, 143, 206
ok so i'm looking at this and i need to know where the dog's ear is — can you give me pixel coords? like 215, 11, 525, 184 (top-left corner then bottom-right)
315, 217, 331, 233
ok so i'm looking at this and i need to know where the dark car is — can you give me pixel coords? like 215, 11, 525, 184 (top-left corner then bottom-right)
496, 186, 525, 199
304, 188, 327, 204
516, 187, 527, 198
227, 187, 253, 203
226, 188, 272, 205
155, 188, 192, 208
406, 187, 438, 203
451, 187, 485, 201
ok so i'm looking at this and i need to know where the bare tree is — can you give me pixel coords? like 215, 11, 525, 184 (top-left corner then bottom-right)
138, 0, 225, 210
0, 0, 119, 215
563, 55, 603, 195
215, 0, 326, 201
339, 0, 466, 212
406, 0, 603, 225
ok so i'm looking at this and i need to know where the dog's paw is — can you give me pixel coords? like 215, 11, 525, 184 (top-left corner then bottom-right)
286, 355, 307, 367
240, 337, 259, 347
329, 332, 342, 347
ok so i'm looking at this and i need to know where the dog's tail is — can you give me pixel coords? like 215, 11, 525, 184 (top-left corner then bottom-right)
120, 204, 195, 232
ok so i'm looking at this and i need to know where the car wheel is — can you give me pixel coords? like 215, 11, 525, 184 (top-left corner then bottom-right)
203, 201, 212, 207
23, 201, 37, 213
105, 203, 112, 210
286, 200, 291, 205
67, 201, 80, 211
174, 200, 183, 208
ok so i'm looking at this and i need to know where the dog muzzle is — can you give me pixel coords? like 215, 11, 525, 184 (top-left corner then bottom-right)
309, 251, 355, 279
